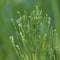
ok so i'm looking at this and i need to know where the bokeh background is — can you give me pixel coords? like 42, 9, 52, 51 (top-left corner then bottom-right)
0, 0, 60, 60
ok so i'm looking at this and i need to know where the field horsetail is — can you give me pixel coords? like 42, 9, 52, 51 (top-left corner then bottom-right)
10, 6, 60, 60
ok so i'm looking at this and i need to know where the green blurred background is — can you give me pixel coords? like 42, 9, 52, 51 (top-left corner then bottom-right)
0, 0, 60, 60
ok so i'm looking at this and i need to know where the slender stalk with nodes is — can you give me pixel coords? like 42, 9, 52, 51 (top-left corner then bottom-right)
9, 6, 59, 60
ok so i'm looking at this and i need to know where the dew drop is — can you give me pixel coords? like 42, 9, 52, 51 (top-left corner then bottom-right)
11, 18, 13, 21
9, 36, 14, 40
18, 24, 21, 27
27, 24, 29, 27
20, 32, 22, 35
16, 45, 19, 48
17, 11, 20, 14
53, 29, 56, 32
9, 36, 14, 43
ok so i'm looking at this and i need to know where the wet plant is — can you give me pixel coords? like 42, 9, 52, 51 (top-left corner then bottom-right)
10, 6, 59, 60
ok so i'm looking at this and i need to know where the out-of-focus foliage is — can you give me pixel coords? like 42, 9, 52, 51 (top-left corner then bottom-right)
0, 0, 60, 60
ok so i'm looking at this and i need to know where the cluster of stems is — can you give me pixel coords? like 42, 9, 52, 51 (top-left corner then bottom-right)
10, 6, 59, 60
